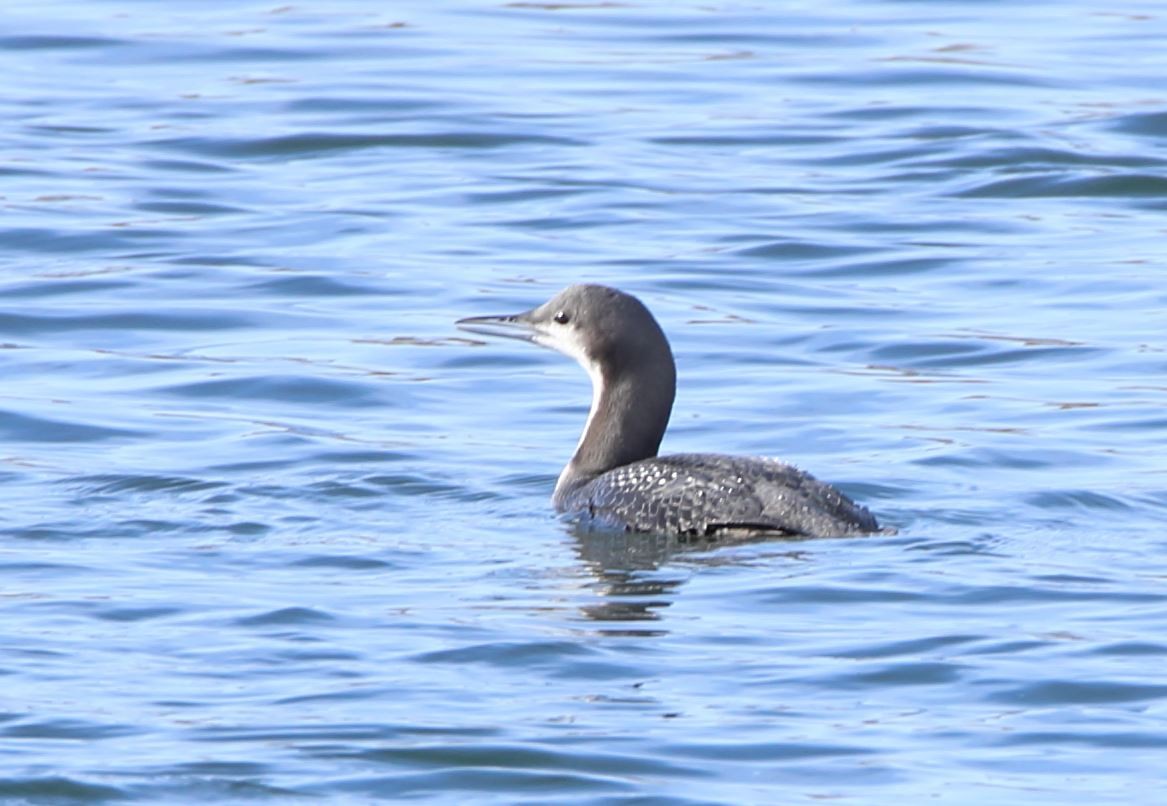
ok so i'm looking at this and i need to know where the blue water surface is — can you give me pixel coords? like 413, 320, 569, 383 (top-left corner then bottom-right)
2, 0, 1167, 802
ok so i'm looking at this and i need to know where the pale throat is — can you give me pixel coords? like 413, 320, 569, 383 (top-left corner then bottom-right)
554, 354, 605, 498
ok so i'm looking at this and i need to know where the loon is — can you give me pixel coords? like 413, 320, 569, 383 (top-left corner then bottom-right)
456, 284, 880, 539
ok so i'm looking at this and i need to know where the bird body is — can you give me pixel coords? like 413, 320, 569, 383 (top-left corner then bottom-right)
558, 453, 878, 538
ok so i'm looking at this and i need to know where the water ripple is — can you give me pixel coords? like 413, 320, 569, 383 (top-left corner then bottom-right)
148, 132, 584, 160
0, 778, 131, 803
990, 680, 1167, 707
0, 409, 141, 443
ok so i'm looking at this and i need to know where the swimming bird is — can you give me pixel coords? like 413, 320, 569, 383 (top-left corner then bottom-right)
456, 284, 879, 538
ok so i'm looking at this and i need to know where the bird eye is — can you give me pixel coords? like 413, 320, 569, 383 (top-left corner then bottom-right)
553, 310, 570, 325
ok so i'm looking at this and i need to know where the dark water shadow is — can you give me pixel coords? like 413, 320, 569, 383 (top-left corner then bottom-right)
568, 525, 815, 631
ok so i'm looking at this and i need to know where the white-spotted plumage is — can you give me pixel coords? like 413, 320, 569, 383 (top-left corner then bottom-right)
555, 453, 877, 538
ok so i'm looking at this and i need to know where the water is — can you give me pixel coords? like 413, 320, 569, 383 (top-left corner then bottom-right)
3, 0, 1166, 801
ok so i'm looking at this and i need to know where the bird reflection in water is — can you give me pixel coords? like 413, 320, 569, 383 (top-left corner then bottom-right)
570, 526, 811, 632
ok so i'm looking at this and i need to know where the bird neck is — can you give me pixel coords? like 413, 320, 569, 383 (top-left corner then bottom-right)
553, 351, 676, 504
